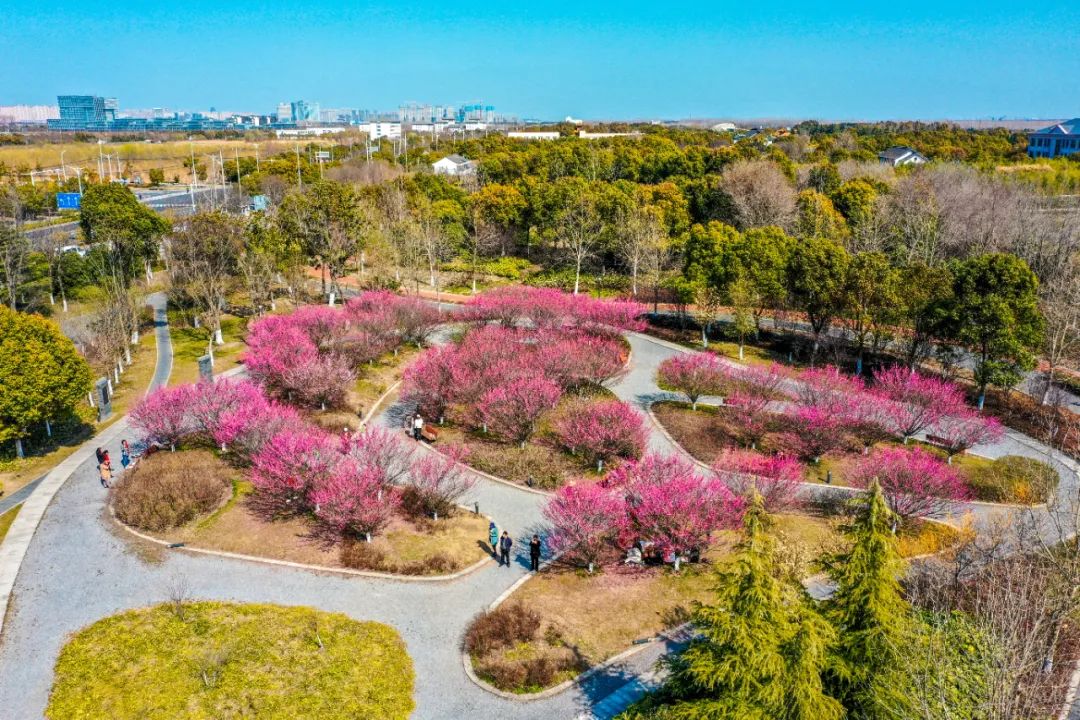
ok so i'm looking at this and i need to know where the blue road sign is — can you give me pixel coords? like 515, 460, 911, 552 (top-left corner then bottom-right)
56, 192, 82, 210
252, 195, 269, 211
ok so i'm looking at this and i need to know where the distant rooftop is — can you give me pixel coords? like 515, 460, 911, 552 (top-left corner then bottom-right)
1033, 118, 1080, 135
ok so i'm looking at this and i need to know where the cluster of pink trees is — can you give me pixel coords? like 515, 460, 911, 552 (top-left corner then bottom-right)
402, 324, 627, 445
129, 379, 299, 457
466, 286, 645, 333
713, 449, 804, 511
544, 454, 744, 571
554, 399, 647, 471
845, 446, 972, 521
130, 379, 477, 543
244, 291, 442, 409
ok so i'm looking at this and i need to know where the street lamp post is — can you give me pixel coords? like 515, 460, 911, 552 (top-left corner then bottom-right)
60, 150, 67, 180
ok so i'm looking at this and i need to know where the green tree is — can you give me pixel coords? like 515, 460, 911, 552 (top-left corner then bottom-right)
278, 181, 369, 302
831, 180, 878, 229
897, 263, 952, 370
625, 496, 843, 720
796, 190, 849, 242
942, 253, 1044, 407
147, 168, 165, 186
79, 183, 170, 284
729, 274, 757, 361
843, 252, 901, 374
823, 481, 914, 720
0, 306, 92, 458
0, 225, 30, 309
787, 236, 850, 363
168, 211, 244, 346
807, 163, 842, 195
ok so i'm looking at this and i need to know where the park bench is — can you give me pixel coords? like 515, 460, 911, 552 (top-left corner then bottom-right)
924, 434, 953, 449
420, 426, 439, 443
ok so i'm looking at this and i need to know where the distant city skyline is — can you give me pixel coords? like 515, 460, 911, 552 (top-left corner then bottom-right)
3, 1, 1079, 121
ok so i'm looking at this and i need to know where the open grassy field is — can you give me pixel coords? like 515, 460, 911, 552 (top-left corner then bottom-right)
0, 139, 302, 181
46, 602, 415, 720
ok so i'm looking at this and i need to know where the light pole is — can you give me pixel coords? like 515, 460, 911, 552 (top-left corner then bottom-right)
97, 140, 105, 181
60, 150, 67, 180
295, 143, 302, 189
189, 138, 197, 209
254, 143, 260, 173
75, 166, 83, 195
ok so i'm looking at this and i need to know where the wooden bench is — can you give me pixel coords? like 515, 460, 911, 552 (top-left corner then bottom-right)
924, 434, 952, 449
420, 426, 439, 443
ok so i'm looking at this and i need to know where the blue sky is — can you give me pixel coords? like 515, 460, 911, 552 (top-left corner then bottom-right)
2, 1, 1078, 120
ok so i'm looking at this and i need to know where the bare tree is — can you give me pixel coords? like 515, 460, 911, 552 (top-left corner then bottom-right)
169, 211, 243, 346
555, 195, 603, 295
719, 159, 797, 230
617, 206, 664, 296
1037, 259, 1080, 404
0, 225, 29, 309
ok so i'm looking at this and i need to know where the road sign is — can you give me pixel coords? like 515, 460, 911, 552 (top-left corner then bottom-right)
315, 151, 331, 161
56, 192, 82, 210
252, 195, 269, 211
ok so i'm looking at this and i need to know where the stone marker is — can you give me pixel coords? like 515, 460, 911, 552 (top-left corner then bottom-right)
197, 354, 213, 382
95, 377, 112, 422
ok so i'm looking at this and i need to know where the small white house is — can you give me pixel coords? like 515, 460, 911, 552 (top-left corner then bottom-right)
878, 146, 928, 167
432, 154, 477, 176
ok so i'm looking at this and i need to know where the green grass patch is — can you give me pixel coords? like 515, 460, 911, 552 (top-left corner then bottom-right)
963, 455, 1058, 504
0, 505, 21, 544
169, 312, 248, 385
47, 602, 415, 720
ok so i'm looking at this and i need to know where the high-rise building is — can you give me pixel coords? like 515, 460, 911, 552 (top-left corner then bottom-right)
48, 95, 111, 130
276, 102, 292, 123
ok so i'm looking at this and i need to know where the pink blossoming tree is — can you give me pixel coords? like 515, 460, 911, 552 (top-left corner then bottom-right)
845, 446, 971, 521
873, 366, 966, 442
407, 445, 476, 518
657, 352, 728, 410
478, 376, 562, 446
787, 405, 851, 462
713, 449, 804, 511
250, 427, 341, 518
129, 384, 198, 451
309, 459, 397, 542
931, 411, 1005, 459
554, 399, 647, 471
543, 483, 626, 571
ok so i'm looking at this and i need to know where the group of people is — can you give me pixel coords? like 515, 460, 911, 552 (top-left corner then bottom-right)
488, 521, 542, 571
96, 440, 134, 489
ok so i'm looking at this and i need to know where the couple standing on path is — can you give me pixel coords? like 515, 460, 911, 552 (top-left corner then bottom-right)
488, 522, 543, 570
95, 440, 134, 489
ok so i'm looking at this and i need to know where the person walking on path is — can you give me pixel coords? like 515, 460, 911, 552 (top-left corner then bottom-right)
120, 440, 131, 470
529, 535, 542, 572
98, 460, 112, 489
499, 531, 513, 567
413, 414, 424, 441
488, 522, 499, 557
95, 447, 105, 465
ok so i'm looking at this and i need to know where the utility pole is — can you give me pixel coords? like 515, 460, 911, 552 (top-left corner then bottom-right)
189, 139, 197, 210
295, 143, 302, 189
234, 147, 243, 199
97, 140, 105, 181
60, 150, 68, 180
75, 167, 83, 195
218, 151, 226, 207
255, 143, 260, 173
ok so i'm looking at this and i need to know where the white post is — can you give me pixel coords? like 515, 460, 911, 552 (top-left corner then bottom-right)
45, 418, 52, 437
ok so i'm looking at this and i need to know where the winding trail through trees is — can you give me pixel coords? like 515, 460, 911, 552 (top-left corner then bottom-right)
0, 321, 1077, 719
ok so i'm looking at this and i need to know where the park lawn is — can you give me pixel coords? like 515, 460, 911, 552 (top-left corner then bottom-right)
0, 506, 21, 545
482, 513, 961, 692
148, 479, 491, 575
169, 313, 248, 385
0, 327, 158, 499
46, 602, 415, 720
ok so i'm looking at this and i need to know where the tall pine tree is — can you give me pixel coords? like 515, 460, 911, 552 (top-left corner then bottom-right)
823, 480, 914, 720
625, 494, 842, 720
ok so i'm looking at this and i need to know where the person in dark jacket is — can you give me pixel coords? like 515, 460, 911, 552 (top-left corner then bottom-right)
529, 535, 542, 572
499, 532, 513, 567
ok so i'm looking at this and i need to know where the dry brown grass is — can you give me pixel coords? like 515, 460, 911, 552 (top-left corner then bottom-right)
112, 449, 233, 531
151, 479, 491, 575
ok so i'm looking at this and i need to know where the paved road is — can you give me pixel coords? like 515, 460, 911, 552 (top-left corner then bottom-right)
0, 326, 1076, 719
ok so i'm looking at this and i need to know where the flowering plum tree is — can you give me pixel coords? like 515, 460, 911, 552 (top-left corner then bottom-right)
625, 471, 744, 570
657, 352, 728, 410
603, 453, 701, 490
554, 399, 647, 471
309, 459, 397, 542
282, 354, 356, 410
230, 402, 301, 461
402, 345, 460, 421
342, 425, 414, 486
713, 449, 804, 511
466, 286, 645, 332
543, 483, 626, 571
478, 376, 562, 446
250, 428, 341, 518
845, 446, 971, 520
931, 411, 1005, 459
787, 406, 851, 462
407, 445, 476, 518
795, 366, 867, 415
129, 384, 198, 451
873, 366, 966, 442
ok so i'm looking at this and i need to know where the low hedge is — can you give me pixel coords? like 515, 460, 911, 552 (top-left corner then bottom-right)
47, 602, 414, 720
112, 449, 232, 531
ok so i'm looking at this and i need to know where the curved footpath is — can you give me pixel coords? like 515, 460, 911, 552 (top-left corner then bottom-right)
0, 320, 1078, 720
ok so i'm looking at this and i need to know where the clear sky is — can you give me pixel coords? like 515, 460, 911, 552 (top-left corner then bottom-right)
3, 1, 1078, 121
